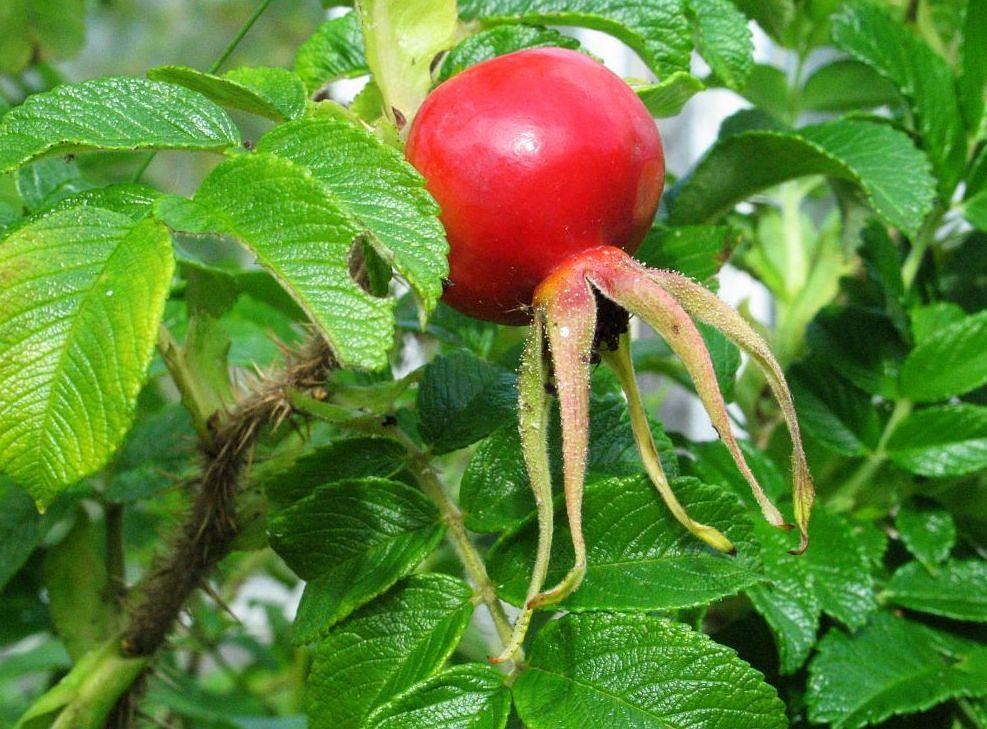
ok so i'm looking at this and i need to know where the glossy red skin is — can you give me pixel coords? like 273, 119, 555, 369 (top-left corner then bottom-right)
406, 48, 664, 324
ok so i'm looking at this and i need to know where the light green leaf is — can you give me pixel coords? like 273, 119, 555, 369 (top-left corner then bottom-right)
0, 77, 240, 173
147, 66, 307, 121
43, 510, 117, 660
40, 184, 161, 222
0, 0, 86, 75
963, 188, 987, 232
0, 208, 174, 506
269, 478, 444, 643
887, 404, 987, 478
459, 0, 692, 78
686, 0, 753, 89
0, 480, 42, 591
807, 612, 987, 728
306, 574, 474, 729
789, 360, 881, 457
416, 351, 517, 454
488, 476, 762, 611
369, 664, 511, 729
513, 612, 787, 729
895, 504, 956, 570
155, 153, 394, 370
958, 0, 987, 132
257, 117, 448, 319
800, 59, 900, 113
899, 310, 987, 402
357, 0, 459, 122
669, 119, 937, 236
909, 301, 966, 344
632, 71, 704, 117
295, 12, 368, 94
831, 3, 966, 193
885, 560, 987, 622
732, 63, 789, 121
730, 0, 794, 45
438, 24, 581, 82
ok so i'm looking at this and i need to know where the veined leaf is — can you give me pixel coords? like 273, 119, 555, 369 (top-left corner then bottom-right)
0, 77, 240, 173
807, 612, 987, 728
885, 560, 987, 622
899, 310, 987, 402
632, 71, 705, 118
488, 476, 762, 611
686, 0, 753, 89
789, 360, 881, 457
0, 207, 174, 506
669, 119, 937, 237
634, 223, 734, 281
0, 480, 42, 591
306, 574, 474, 729
268, 477, 444, 643
16, 158, 93, 211
831, 3, 966, 194
459, 0, 692, 79
800, 59, 901, 113
887, 404, 987, 478
513, 612, 787, 729
895, 504, 956, 570
42, 184, 161, 222
438, 24, 581, 82
147, 66, 307, 121
257, 116, 448, 319
154, 153, 394, 370
295, 11, 368, 94
368, 664, 511, 729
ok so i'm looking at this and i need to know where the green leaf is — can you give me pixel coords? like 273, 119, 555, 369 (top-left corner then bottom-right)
634, 223, 734, 281
147, 66, 306, 121
0, 0, 85, 75
899, 310, 987, 402
306, 574, 474, 729
800, 59, 901, 113
729, 0, 793, 45
831, 3, 966, 193
513, 612, 787, 729
0, 480, 42, 591
887, 404, 987, 477
807, 612, 987, 728
488, 476, 762, 611
43, 510, 117, 660
885, 560, 987, 622
459, 0, 692, 78
416, 351, 517, 454
732, 63, 789, 121
155, 153, 394, 370
669, 120, 937, 237
0, 77, 240, 173
964, 188, 987, 231
806, 305, 908, 398
438, 24, 580, 82
269, 477, 445, 643
0, 208, 175, 506
256, 116, 448, 319
958, 0, 987, 132
895, 503, 956, 570
789, 360, 881, 457
746, 507, 877, 674
632, 71, 705, 118
295, 12, 368, 94
909, 301, 966, 344
16, 158, 93, 211
368, 664, 511, 729
686, 0, 753, 89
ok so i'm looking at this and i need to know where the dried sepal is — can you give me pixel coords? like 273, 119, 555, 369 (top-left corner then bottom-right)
652, 269, 814, 553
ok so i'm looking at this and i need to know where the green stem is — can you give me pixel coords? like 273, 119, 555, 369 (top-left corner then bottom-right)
131, 0, 275, 182
830, 399, 912, 513
901, 209, 944, 289
156, 324, 214, 444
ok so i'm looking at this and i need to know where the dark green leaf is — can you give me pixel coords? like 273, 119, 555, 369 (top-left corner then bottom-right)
800, 59, 900, 113
269, 478, 444, 642
807, 612, 987, 728
899, 310, 987, 402
513, 612, 787, 729
885, 560, 987, 622
0, 0, 85, 75
438, 24, 580, 82
0, 480, 42, 591
958, 0, 987, 132
831, 3, 966, 193
0, 77, 240, 173
294, 11, 368, 94
368, 663, 511, 729
964, 188, 987, 231
686, 0, 753, 89
789, 360, 881, 457
669, 120, 937, 237
416, 351, 517, 454
733, 63, 789, 121
459, 0, 691, 78
0, 208, 174, 506
895, 503, 956, 570
887, 404, 987, 477
41, 184, 160, 221
634, 224, 734, 281
306, 574, 474, 729
488, 476, 762, 611
147, 66, 307, 121
16, 158, 92, 211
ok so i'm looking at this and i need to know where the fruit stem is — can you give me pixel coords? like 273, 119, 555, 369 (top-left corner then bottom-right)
604, 335, 735, 551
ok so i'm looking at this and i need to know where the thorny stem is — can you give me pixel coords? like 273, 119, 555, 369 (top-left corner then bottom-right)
830, 398, 913, 513
130, 0, 276, 182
